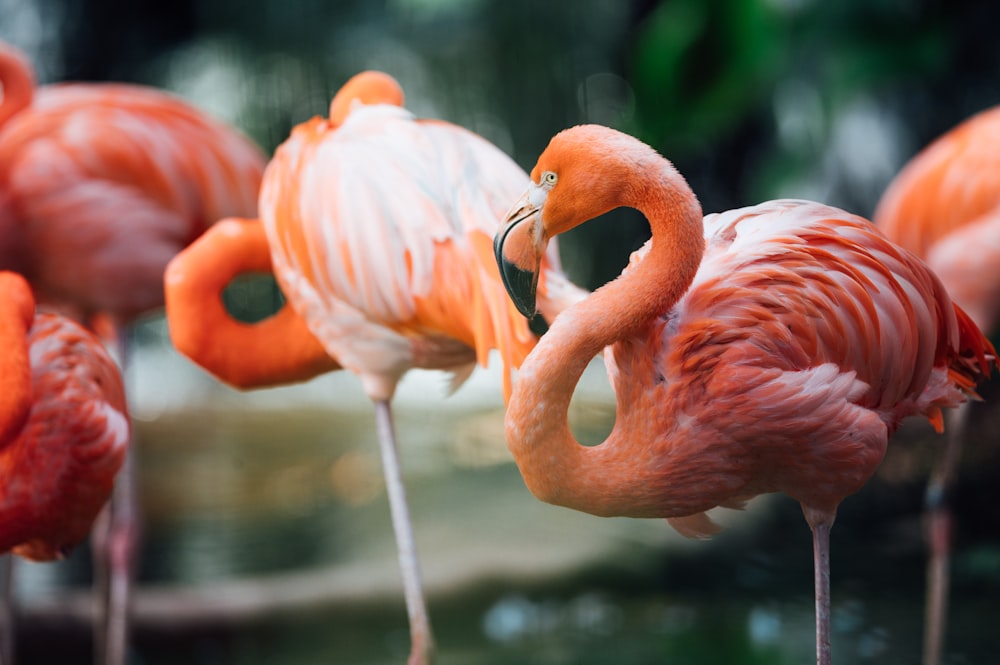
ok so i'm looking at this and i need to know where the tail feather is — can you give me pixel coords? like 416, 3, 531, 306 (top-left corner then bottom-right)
952, 305, 997, 378
667, 513, 723, 540
949, 303, 996, 392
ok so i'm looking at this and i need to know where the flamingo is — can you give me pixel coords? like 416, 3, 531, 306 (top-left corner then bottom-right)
493, 124, 995, 665
164, 71, 584, 664
873, 104, 1000, 665
0, 40, 266, 665
0, 271, 129, 665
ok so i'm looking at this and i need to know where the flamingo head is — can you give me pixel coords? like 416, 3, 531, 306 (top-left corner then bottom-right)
495, 124, 633, 317
494, 179, 552, 318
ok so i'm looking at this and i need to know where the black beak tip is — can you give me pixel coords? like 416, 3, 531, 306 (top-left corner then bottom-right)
492, 227, 505, 267
499, 260, 538, 319
494, 218, 539, 319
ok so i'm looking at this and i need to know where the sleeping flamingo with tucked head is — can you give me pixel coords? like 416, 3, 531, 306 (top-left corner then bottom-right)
164, 71, 584, 664
493, 124, 994, 665
0, 39, 266, 665
874, 103, 1000, 665
0, 271, 129, 558
0, 271, 129, 665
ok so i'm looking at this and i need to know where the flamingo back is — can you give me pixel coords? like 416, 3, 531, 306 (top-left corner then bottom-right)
0, 83, 266, 321
1, 84, 264, 227
261, 104, 568, 399
0, 311, 129, 561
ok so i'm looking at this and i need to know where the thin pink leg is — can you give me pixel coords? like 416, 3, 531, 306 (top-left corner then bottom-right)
923, 500, 950, 665
922, 402, 969, 665
804, 507, 835, 665
93, 330, 141, 665
372, 400, 435, 665
0, 555, 13, 665
104, 448, 140, 665
813, 522, 832, 665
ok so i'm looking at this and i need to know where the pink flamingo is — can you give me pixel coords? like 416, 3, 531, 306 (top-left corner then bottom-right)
0, 40, 266, 665
493, 124, 994, 665
0, 271, 129, 665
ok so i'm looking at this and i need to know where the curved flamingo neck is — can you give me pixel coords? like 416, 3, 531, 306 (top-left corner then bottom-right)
0, 272, 35, 445
164, 218, 341, 389
0, 43, 35, 128
506, 163, 704, 517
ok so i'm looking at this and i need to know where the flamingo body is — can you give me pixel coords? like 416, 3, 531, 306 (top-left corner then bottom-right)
0, 41, 267, 327
165, 71, 584, 665
0, 40, 265, 665
0, 272, 129, 561
260, 88, 579, 402
494, 124, 994, 664
509, 198, 987, 527
874, 104, 1000, 333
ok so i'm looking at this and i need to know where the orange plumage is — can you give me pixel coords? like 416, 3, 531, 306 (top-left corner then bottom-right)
259, 75, 581, 402
875, 104, 1000, 334
165, 71, 584, 665
165, 216, 340, 388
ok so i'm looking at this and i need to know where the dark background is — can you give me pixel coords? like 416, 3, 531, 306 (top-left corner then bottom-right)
6, 0, 999, 289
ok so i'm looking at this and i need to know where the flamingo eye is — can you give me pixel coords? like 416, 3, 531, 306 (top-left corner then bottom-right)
542, 171, 557, 187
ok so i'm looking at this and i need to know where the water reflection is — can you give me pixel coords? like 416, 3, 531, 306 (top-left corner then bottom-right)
10, 335, 1000, 663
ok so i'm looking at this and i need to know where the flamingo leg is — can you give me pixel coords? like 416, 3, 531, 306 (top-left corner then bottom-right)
93, 329, 141, 665
0, 555, 13, 665
922, 402, 969, 665
99, 447, 140, 665
805, 508, 835, 665
372, 400, 435, 665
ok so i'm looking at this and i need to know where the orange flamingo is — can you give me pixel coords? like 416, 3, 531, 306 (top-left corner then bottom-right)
0, 40, 266, 665
0, 271, 129, 664
493, 124, 994, 665
164, 71, 584, 664
873, 104, 1000, 665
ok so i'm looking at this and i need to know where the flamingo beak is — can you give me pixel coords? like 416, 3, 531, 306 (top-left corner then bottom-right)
495, 191, 545, 318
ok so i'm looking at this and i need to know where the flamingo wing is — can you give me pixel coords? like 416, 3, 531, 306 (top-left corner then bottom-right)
4, 84, 264, 224
0, 312, 129, 561
262, 104, 570, 399
0, 84, 266, 321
